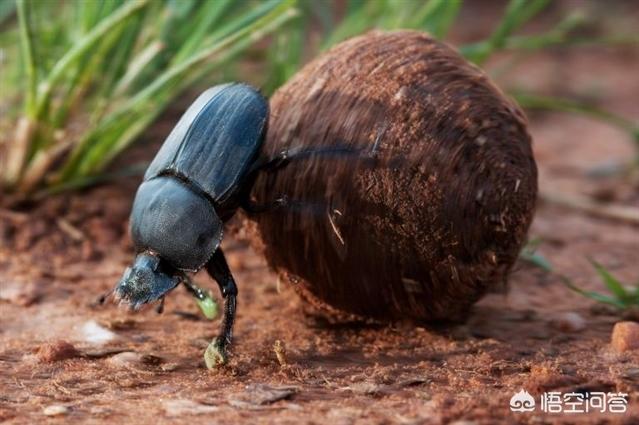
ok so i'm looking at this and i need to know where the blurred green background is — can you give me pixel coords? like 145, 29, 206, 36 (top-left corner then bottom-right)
0, 0, 637, 197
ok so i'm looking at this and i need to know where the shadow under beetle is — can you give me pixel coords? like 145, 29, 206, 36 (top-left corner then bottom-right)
111, 83, 356, 366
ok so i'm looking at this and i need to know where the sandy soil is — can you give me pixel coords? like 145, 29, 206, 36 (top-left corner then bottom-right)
1, 3, 639, 425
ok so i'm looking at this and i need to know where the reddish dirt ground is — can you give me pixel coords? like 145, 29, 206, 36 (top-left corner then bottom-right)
1, 4, 639, 425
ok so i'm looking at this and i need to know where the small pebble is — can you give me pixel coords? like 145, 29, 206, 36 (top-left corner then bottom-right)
36, 340, 80, 363
0, 281, 40, 306
107, 352, 145, 369
80, 320, 118, 344
611, 321, 639, 352
163, 399, 218, 417
161, 363, 180, 372
550, 312, 586, 333
89, 406, 112, 417
230, 384, 298, 406
43, 405, 69, 416
102, 318, 136, 331
345, 381, 383, 395
621, 367, 639, 381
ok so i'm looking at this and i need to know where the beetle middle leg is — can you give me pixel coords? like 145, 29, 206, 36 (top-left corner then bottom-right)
249, 145, 367, 175
203, 248, 237, 367
241, 194, 289, 214
241, 143, 389, 215
241, 194, 331, 217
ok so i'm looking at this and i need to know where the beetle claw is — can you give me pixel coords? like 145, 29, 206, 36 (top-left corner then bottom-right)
92, 289, 113, 308
204, 338, 228, 369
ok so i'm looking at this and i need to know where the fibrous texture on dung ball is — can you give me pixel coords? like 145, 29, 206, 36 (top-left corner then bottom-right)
250, 31, 537, 322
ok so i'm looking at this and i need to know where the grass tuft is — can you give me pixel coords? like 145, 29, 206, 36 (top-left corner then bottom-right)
521, 242, 639, 313
1, 0, 637, 196
1, 0, 298, 195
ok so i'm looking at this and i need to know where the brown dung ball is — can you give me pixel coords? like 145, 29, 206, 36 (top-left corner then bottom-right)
250, 31, 537, 322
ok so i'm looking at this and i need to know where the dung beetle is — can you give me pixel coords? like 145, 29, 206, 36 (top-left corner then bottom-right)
112, 83, 354, 366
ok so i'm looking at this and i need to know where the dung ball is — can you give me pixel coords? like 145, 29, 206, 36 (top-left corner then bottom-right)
250, 31, 537, 322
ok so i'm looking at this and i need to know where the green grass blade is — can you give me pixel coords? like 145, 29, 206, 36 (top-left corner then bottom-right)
113, 41, 165, 96
205, 0, 285, 43
0, 0, 16, 25
172, 0, 234, 64
432, 0, 461, 39
96, 108, 162, 170
520, 250, 553, 273
98, 12, 148, 96
410, 0, 443, 29
461, 12, 584, 57
519, 244, 632, 310
33, 163, 148, 199
16, 0, 37, 115
490, 0, 549, 45
4, 0, 38, 185
513, 92, 639, 143
418, 0, 462, 39
263, 12, 305, 94
322, 0, 379, 49
34, 0, 150, 118
588, 259, 629, 301
468, 0, 551, 64
519, 238, 554, 272
578, 291, 627, 308
308, 0, 333, 32
560, 275, 627, 309
124, 0, 298, 107
632, 282, 639, 301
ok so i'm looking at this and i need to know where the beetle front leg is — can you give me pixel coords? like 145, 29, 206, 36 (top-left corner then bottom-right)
203, 248, 237, 368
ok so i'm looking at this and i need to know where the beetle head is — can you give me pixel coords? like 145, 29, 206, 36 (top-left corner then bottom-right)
115, 251, 180, 308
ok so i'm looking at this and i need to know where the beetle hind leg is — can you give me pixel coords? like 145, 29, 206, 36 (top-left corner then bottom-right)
203, 248, 237, 368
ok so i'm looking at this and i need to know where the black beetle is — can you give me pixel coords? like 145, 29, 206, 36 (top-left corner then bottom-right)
111, 83, 355, 366
113, 83, 273, 366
